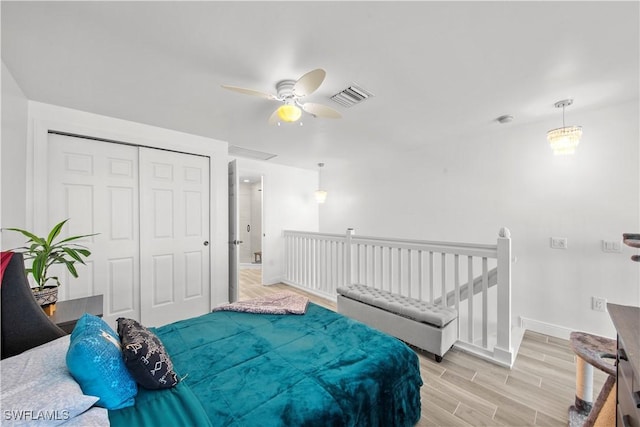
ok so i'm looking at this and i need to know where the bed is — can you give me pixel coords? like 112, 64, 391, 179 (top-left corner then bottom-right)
1, 252, 423, 426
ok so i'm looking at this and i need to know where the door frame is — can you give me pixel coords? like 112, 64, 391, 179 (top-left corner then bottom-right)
228, 160, 239, 303
26, 104, 229, 307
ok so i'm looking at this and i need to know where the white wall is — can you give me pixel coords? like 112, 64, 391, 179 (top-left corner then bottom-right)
1, 62, 29, 249
320, 100, 639, 339
25, 101, 230, 306
232, 157, 319, 285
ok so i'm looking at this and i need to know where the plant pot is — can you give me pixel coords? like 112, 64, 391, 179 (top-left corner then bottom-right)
33, 286, 58, 307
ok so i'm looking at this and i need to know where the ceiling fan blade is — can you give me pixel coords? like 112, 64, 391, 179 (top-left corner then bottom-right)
293, 69, 326, 97
301, 102, 342, 119
268, 108, 280, 125
221, 85, 277, 100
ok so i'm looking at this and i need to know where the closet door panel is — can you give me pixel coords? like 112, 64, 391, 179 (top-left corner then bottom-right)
184, 251, 203, 299
48, 134, 140, 328
109, 187, 134, 240
152, 188, 174, 237
108, 258, 135, 313
185, 191, 203, 236
140, 148, 210, 326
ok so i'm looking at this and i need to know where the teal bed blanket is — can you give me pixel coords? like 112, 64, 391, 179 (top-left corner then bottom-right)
110, 303, 422, 426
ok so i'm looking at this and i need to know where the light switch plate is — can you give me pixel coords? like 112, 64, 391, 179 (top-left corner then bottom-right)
550, 237, 568, 249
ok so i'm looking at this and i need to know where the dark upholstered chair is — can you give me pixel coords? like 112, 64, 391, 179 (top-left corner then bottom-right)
1, 252, 66, 359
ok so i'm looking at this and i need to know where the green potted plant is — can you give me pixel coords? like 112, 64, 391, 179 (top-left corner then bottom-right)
5, 219, 96, 308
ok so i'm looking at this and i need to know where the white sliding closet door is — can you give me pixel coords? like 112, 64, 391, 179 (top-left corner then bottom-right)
47, 134, 211, 328
48, 134, 140, 327
139, 148, 210, 326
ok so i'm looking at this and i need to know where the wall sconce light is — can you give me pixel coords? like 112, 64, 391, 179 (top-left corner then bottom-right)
547, 99, 582, 155
315, 163, 327, 203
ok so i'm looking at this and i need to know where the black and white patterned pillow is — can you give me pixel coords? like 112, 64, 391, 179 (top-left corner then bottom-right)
116, 318, 179, 390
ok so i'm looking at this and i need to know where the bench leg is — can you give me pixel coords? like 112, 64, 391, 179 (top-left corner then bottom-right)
435, 355, 443, 363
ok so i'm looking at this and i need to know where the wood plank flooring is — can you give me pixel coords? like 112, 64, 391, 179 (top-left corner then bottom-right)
238, 269, 610, 426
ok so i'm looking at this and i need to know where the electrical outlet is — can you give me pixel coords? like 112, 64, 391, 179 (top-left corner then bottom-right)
602, 240, 622, 253
592, 296, 607, 312
551, 237, 568, 249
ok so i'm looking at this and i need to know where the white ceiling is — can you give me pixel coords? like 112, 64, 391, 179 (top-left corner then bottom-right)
2, 1, 638, 170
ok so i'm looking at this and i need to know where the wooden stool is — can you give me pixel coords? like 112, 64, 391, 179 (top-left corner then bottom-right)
568, 331, 617, 427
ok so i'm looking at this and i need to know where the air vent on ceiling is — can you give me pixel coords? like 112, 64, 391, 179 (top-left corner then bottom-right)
330, 84, 374, 108
229, 145, 277, 161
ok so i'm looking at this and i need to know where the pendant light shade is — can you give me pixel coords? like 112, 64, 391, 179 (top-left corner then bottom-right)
316, 163, 327, 203
547, 99, 582, 155
314, 190, 328, 203
547, 125, 583, 155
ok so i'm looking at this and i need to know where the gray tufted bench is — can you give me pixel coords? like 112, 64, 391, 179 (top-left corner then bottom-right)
337, 284, 458, 362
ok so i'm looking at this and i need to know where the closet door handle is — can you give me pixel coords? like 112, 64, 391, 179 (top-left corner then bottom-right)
203, 241, 209, 246
247, 225, 251, 232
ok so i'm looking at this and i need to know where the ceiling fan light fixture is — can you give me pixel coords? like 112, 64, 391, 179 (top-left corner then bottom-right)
277, 104, 302, 122
223, 69, 341, 124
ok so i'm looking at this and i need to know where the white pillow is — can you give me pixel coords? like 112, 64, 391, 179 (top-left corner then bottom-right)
0, 336, 99, 427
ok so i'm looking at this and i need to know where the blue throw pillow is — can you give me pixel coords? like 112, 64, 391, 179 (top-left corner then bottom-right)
71, 312, 118, 341
66, 314, 137, 409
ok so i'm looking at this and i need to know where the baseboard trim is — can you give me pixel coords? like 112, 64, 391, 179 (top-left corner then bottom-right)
239, 263, 262, 270
519, 316, 575, 340
280, 280, 337, 302
511, 325, 525, 361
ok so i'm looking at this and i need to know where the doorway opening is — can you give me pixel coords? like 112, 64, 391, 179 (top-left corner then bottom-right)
237, 175, 263, 299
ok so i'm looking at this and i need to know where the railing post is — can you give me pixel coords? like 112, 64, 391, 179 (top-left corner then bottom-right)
495, 227, 513, 365
345, 228, 354, 285
284, 231, 289, 282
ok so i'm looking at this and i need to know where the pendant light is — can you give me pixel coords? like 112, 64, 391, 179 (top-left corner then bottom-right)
547, 99, 582, 155
315, 163, 327, 204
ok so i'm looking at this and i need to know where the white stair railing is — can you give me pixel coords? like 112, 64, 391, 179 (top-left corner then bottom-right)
283, 228, 514, 367
283, 231, 348, 300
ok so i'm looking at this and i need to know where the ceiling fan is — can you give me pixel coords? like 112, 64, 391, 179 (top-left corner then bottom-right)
221, 68, 342, 125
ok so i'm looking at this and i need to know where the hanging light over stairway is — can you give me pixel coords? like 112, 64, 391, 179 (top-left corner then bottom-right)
315, 163, 327, 204
547, 99, 582, 155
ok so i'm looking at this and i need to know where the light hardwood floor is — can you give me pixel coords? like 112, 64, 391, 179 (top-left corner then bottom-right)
239, 269, 609, 427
